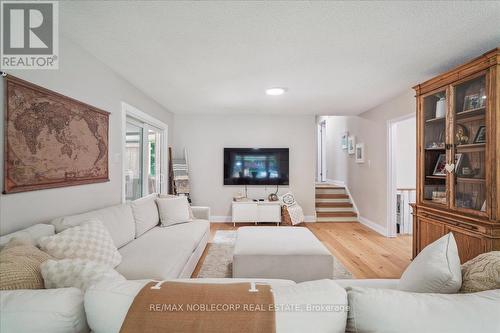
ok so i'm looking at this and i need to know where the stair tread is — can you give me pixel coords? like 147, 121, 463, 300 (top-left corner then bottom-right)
315, 186, 345, 189
316, 211, 358, 217
316, 202, 353, 207
315, 194, 349, 199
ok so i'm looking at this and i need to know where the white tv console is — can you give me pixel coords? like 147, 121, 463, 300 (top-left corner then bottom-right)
231, 200, 281, 226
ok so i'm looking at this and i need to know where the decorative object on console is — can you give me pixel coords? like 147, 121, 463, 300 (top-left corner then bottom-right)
3, 75, 109, 194
460, 251, 500, 293
473, 125, 486, 143
0, 238, 51, 290
355, 143, 365, 163
348, 136, 355, 155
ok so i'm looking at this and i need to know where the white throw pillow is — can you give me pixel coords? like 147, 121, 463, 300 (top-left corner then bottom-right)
398, 232, 461, 293
41, 259, 125, 291
39, 219, 122, 268
0, 287, 88, 333
131, 193, 160, 237
346, 287, 500, 333
156, 196, 192, 227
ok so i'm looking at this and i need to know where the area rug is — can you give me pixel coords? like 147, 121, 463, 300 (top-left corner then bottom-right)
197, 230, 353, 279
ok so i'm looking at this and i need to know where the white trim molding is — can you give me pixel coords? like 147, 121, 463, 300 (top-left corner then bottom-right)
359, 216, 388, 236
210, 215, 317, 223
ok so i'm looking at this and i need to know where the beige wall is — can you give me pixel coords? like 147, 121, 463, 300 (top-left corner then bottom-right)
321, 89, 416, 232
173, 114, 316, 219
0, 36, 174, 235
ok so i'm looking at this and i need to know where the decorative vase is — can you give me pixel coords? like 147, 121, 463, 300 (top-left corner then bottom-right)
435, 97, 446, 118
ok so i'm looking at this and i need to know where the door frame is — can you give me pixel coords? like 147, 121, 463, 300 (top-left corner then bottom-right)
386, 113, 416, 237
121, 102, 168, 202
317, 120, 327, 182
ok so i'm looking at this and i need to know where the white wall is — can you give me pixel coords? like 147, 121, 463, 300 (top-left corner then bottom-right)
0, 36, 174, 235
395, 116, 416, 189
173, 114, 316, 219
320, 90, 416, 232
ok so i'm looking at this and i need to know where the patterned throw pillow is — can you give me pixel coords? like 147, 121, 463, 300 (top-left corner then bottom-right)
460, 251, 500, 293
280, 192, 297, 207
41, 259, 125, 291
39, 219, 121, 268
0, 239, 51, 290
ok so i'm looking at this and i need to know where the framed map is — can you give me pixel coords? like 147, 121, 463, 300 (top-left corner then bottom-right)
4, 75, 109, 194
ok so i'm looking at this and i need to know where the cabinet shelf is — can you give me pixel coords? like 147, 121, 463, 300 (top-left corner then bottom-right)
425, 147, 445, 151
456, 143, 485, 152
426, 175, 446, 180
456, 107, 485, 120
456, 177, 486, 184
425, 117, 445, 124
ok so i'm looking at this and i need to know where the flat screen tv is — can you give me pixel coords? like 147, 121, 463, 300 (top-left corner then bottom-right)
224, 148, 289, 185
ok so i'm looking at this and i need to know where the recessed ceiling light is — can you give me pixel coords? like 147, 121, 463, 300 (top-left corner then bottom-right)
266, 87, 287, 96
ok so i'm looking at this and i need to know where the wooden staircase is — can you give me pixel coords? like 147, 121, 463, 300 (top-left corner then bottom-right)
315, 185, 358, 222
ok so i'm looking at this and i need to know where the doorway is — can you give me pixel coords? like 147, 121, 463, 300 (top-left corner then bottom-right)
317, 120, 327, 182
387, 114, 416, 237
122, 102, 168, 202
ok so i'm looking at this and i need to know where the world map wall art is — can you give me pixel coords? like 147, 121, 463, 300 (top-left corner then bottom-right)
4, 76, 109, 194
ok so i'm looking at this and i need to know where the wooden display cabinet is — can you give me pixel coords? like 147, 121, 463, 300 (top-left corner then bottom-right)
412, 48, 500, 263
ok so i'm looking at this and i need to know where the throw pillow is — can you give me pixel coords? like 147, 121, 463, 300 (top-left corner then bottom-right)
0, 238, 51, 290
131, 193, 160, 238
39, 219, 121, 268
156, 196, 192, 227
460, 251, 500, 293
41, 259, 125, 291
159, 193, 194, 219
280, 192, 296, 207
398, 232, 461, 293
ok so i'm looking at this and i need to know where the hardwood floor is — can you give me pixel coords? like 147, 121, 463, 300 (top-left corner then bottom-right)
192, 222, 412, 279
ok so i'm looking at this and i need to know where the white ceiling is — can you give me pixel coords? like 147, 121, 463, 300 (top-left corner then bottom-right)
61, 1, 500, 115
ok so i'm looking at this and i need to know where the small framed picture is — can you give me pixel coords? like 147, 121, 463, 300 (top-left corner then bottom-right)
348, 136, 355, 155
463, 93, 480, 111
473, 125, 486, 143
355, 143, 364, 163
341, 131, 349, 150
455, 153, 463, 172
432, 154, 447, 176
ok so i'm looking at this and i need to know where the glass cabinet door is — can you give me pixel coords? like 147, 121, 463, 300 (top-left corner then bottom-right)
452, 74, 488, 214
421, 89, 448, 206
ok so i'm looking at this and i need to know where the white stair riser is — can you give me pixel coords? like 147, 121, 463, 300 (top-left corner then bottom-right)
315, 198, 350, 203
315, 189, 346, 195
315, 216, 358, 222
315, 207, 355, 212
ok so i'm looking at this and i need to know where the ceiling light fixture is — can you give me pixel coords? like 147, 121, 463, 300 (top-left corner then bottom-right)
265, 87, 287, 96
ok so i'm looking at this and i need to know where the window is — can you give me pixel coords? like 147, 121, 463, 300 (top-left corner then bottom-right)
123, 103, 167, 201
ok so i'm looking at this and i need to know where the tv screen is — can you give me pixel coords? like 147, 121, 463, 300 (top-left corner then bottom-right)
224, 148, 289, 185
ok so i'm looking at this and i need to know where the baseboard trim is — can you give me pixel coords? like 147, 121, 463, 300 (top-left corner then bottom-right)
210, 216, 232, 223
358, 216, 388, 237
210, 215, 317, 223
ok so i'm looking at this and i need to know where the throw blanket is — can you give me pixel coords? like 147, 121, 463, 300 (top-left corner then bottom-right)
120, 282, 276, 333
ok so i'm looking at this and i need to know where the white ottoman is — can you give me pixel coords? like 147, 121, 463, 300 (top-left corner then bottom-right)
233, 226, 334, 282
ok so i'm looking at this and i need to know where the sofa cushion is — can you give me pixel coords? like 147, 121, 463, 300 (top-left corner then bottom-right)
40, 219, 122, 268
116, 220, 209, 280
156, 196, 192, 227
346, 287, 500, 333
0, 287, 88, 333
41, 259, 125, 291
51, 204, 135, 248
398, 232, 461, 293
0, 240, 51, 290
130, 193, 160, 238
460, 251, 500, 293
0, 224, 55, 250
